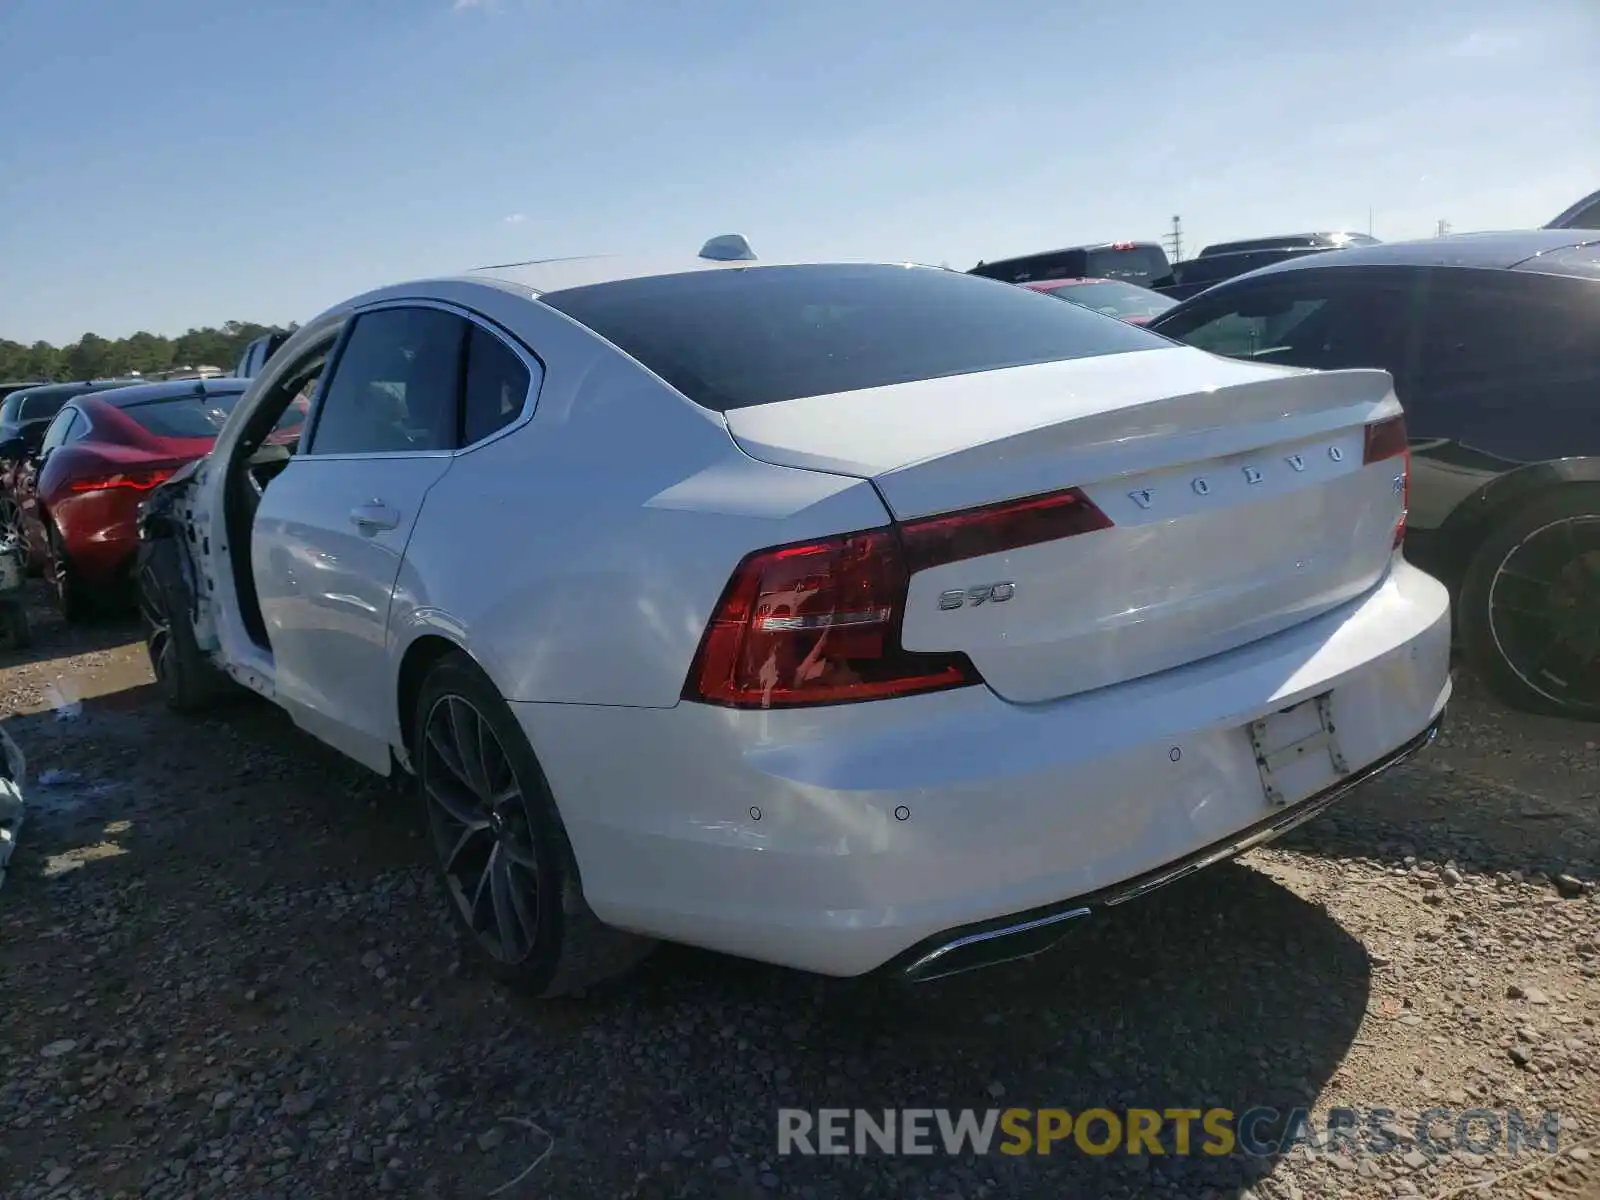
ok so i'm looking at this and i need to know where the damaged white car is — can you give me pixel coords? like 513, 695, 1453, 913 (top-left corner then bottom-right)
137, 238, 1453, 996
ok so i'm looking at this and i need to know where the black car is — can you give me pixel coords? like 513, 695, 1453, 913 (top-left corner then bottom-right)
0, 379, 146, 458
1148, 230, 1600, 718
0, 381, 47, 405
970, 241, 1175, 289
1161, 232, 1381, 302
1546, 189, 1600, 230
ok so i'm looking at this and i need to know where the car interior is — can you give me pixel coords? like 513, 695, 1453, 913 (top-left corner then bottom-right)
223, 346, 328, 648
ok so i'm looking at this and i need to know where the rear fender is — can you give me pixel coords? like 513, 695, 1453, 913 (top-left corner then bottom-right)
1430, 457, 1600, 585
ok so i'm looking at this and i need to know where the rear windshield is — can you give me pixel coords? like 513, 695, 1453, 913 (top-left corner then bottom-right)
540, 264, 1163, 412
1038, 280, 1177, 320
1081, 246, 1171, 284
971, 245, 1171, 287
123, 391, 249, 438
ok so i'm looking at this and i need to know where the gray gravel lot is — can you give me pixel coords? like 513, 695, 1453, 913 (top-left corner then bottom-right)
0, 585, 1595, 1200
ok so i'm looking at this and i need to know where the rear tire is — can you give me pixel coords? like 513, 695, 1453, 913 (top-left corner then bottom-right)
414, 654, 654, 996
1458, 485, 1600, 719
0, 497, 29, 572
138, 539, 231, 713
46, 522, 95, 624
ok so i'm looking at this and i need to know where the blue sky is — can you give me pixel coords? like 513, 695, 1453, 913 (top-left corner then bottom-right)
0, 0, 1594, 345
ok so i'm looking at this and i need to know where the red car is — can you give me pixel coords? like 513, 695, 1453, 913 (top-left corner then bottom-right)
1021, 277, 1178, 325
12, 378, 301, 619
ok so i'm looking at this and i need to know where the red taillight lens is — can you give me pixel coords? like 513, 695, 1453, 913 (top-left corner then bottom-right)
683, 486, 1114, 709
1363, 413, 1409, 548
900, 487, 1112, 572
68, 467, 177, 494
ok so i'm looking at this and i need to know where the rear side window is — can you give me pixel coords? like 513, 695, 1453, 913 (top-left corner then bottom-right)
1416, 270, 1600, 392
540, 264, 1161, 412
123, 392, 246, 438
461, 325, 533, 445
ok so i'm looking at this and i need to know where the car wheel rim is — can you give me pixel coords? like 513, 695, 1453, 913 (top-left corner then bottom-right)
421, 694, 541, 965
139, 566, 172, 684
1487, 514, 1600, 708
0, 501, 22, 552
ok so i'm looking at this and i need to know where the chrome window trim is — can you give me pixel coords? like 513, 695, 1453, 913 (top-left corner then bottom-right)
298, 297, 545, 464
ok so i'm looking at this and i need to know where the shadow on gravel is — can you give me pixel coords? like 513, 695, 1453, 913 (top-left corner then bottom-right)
2, 668, 1370, 1199
1282, 674, 1599, 883
0, 582, 141, 671
509, 866, 1370, 1199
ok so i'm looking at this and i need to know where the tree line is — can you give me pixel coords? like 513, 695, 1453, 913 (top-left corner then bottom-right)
0, 322, 295, 383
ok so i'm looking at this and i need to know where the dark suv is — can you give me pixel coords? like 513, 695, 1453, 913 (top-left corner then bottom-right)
1149, 230, 1600, 717
970, 241, 1175, 289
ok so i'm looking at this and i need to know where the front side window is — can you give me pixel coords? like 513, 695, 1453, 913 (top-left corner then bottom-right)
308, 307, 466, 455
541, 264, 1162, 412
1153, 269, 1417, 376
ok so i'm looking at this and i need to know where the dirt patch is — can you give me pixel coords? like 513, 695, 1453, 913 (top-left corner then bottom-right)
0, 584, 1595, 1200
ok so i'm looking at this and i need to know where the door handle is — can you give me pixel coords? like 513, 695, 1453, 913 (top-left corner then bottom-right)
348, 501, 401, 532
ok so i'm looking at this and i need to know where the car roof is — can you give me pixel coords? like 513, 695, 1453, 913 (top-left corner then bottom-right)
1233, 230, 1600, 281
91, 377, 250, 409
1023, 277, 1117, 289
466, 253, 813, 296
1199, 231, 1375, 256
1546, 188, 1600, 229
7, 378, 146, 402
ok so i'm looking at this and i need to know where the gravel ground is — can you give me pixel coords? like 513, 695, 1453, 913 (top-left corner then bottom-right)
0, 582, 1596, 1200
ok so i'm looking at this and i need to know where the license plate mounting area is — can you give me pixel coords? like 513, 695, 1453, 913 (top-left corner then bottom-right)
1246, 691, 1350, 809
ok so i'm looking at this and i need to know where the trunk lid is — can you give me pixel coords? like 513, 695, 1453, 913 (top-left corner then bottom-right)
722, 347, 1406, 704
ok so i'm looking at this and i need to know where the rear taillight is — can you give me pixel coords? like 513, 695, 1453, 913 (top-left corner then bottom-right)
683, 487, 1113, 709
68, 467, 177, 494
1363, 413, 1409, 548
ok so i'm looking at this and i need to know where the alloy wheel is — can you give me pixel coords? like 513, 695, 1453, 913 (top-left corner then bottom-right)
421, 694, 541, 964
139, 565, 172, 687
1487, 514, 1600, 709
0, 499, 24, 557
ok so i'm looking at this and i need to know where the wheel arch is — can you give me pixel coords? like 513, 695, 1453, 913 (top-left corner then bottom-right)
393, 632, 520, 772
1429, 457, 1600, 587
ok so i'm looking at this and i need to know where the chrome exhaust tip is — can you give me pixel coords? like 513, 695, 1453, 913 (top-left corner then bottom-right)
900, 905, 1091, 984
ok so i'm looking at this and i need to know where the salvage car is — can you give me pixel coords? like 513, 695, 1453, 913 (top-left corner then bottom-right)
1149, 230, 1600, 719
136, 238, 1452, 996
12, 378, 303, 619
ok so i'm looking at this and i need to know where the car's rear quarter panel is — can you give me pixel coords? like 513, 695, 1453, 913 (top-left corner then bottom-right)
388, 284, 893, 716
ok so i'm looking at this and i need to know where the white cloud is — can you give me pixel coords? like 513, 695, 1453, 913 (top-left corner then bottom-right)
452, 0, 499, 11
503, 213, 525, 224
1445, 29, 1523, 59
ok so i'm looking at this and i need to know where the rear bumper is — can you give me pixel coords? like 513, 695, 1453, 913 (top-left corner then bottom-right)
54, 491, 140, 585
516, 557, 1452, 977
888, 714, 1440, 981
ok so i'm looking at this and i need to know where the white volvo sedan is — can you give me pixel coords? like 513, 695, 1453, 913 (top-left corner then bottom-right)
138, 238, 1452, 996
